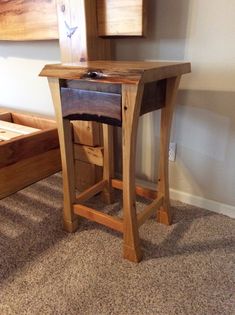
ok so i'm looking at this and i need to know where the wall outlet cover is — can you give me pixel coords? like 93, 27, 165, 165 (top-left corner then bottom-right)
169, 142, 177, 161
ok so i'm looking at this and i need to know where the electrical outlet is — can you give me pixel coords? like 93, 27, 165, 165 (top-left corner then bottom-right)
169, 142, 176, 161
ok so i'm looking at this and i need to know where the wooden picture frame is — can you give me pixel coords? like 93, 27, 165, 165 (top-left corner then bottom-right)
0, 0, 146, 41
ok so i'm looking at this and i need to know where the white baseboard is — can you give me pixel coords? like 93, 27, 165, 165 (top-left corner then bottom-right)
135, 178, 235, 219
169, 188, 235, 219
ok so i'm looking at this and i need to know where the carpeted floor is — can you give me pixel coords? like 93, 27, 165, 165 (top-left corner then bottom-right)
0, 173, 234, 315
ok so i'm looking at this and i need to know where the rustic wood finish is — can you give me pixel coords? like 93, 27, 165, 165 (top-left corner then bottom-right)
140, 80, 166, 115
57, 0, 111, 192
73, 204, 123, 233
74, 160, 102, 191
72, 120, 101, 146
0, 129, 59, 168
0, 111, 61, 199
75, 179, 107, 203
0, 0, 146, 41
11, 112, 57, 130
64, 80, 121, 94
0, 112, 12, 122
0, 149, 61, 200
56, 0, 111, 63
44, 60, 191, 262
0, 0, 58, 41
121, 83, 144, 262
74, 144, 103, 167
61, 79, 166, 123
157, 76, 181, 225
40, 61, 190, 84
0, 129, 26, 141
137, 196, 164, 227
97, 0, 146, 37
111, 179, 158, 200
60, 87, 122, 122
0, 120, 39, 135
48, 78, 78, 232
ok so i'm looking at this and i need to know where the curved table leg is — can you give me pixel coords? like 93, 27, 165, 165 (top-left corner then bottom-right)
157, 76, 181, 225
122, 83, 144, 262
48, 78, 78, 232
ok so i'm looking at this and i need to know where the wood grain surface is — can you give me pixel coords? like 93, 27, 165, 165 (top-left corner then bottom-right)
61, 87, 121, 121
72, 120, 101, 146
0, 129, 59, 168
40, 61, 191, 84
57, 0, 111, 62
0, 149, 61, 199
0, 120, 39, 135
74, 144, 104, 167
0, 0, 146, 40
11, 112, 57, 130
97, 0, 146, 37
0, 110, 61, 199
0, 0, 58, 40
56, 0, 111, 193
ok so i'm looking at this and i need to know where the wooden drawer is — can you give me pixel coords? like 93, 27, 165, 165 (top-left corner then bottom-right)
60, 80, 122, 126
61, 88, 122, 125
60, 79, 166, 126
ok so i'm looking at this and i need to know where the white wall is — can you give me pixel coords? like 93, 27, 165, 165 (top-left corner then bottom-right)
115, 0, 235, 208
0, 41, 60, 116
0, 0, 235, 209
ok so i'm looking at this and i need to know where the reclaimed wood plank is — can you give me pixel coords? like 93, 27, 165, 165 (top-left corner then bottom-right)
0, 0, 58, 41
0, 112, 12, 122
57, 0, 111, 62
0, 128, 23, 141
157, 76, 181, 225
0, 129, 59, 168
60, 87, 121, 122
72, 120, 101, 146
74, 144, 104, 167
111, 179, 158, 200
73, 204, 124, 233
11, 112, 57, 130
40, 61, 191, 84
75, 179, 106, 203
97, 0, 146, 37
0, 120, 39, 135
0, 149, 61, 200
74, 160, 102, 191
0, 0, 146, 41
48, 77, 78, 232
137, 196, 163, 227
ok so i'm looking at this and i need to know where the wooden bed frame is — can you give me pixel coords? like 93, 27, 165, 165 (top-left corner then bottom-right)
0, 110, 61, 199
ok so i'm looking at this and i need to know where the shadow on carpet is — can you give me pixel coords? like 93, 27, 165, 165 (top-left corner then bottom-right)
0, 173, 234, 315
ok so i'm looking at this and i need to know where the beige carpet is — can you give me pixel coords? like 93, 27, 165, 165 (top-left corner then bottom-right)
0, 173, 234, 315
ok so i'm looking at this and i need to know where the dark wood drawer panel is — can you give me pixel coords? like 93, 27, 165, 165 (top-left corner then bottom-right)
61, 88, 122, 126
64, 79, 121, 94
140, 79, 166, 115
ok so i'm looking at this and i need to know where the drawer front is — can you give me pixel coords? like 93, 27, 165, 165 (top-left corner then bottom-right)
61, 87, 122, 126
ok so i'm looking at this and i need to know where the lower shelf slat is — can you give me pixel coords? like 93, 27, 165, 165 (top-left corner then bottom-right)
137, 196, 164, 227
75, 179, 107, 203
73, 204, 123, 233
111, 178, 158, 200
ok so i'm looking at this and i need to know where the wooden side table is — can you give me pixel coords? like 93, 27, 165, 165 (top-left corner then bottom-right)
40, 60, 191, 262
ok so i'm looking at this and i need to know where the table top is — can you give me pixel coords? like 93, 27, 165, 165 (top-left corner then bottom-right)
40, 60, 191, 84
